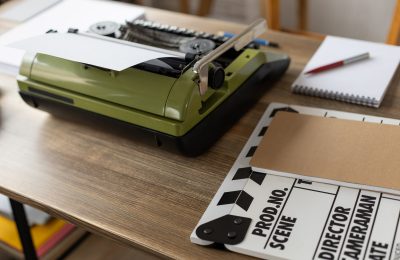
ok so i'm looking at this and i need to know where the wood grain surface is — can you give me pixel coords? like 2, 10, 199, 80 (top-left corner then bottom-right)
0, 4, 399, 260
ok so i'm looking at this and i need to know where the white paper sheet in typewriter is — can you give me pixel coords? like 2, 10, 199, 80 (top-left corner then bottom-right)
9, 32, 181, 71
0, 0, 145, 74
191, 102, 400, 260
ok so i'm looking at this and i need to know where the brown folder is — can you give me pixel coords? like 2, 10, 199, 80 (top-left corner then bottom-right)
250, 111, 400, 192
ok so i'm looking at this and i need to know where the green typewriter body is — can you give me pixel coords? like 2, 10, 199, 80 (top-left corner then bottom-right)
16, 19, 290, 156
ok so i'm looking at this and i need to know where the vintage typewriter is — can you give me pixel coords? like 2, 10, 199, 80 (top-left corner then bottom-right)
15, 18, 290, 156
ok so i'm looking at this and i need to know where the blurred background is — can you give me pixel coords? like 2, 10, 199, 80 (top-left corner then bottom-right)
0, 0, 398, 43
130, 0, 397, 43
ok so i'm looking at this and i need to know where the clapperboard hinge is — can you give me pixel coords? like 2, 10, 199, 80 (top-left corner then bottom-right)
195, 106, 299, 246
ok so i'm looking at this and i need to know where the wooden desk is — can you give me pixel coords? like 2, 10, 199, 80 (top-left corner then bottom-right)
0, 5, 400, 260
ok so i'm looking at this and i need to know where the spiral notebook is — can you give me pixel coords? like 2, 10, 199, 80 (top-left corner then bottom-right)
292, 36, 400, 107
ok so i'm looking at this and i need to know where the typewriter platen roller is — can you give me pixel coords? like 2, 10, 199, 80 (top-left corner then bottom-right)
16, 18, 290, 156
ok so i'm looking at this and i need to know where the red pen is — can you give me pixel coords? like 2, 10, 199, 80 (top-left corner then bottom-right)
305, 52, 370, 75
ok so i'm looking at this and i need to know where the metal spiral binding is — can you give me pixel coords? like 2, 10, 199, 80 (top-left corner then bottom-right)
292, 84, 379, 107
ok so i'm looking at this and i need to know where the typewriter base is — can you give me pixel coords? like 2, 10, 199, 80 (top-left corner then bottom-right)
19, 58, 289, 156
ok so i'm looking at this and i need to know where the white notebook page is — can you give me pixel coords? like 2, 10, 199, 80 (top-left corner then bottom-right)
292, 36, 400, 106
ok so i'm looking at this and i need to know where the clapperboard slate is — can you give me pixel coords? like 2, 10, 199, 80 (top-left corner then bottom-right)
190, 103, 400, 260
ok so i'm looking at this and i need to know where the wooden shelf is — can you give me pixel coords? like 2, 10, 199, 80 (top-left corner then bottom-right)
64, 234, 161, 260
0, 230, 162, 260
0, 228, 86, 260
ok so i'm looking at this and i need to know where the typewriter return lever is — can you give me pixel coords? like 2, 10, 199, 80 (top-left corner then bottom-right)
193, 19, 267, 95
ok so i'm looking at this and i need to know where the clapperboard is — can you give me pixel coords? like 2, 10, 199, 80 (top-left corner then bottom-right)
190, 103, 400, 260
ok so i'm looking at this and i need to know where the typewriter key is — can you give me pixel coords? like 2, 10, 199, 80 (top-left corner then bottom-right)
185, 29, 196, 37
159, 24, 170, 31
179, 39, 216, 54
